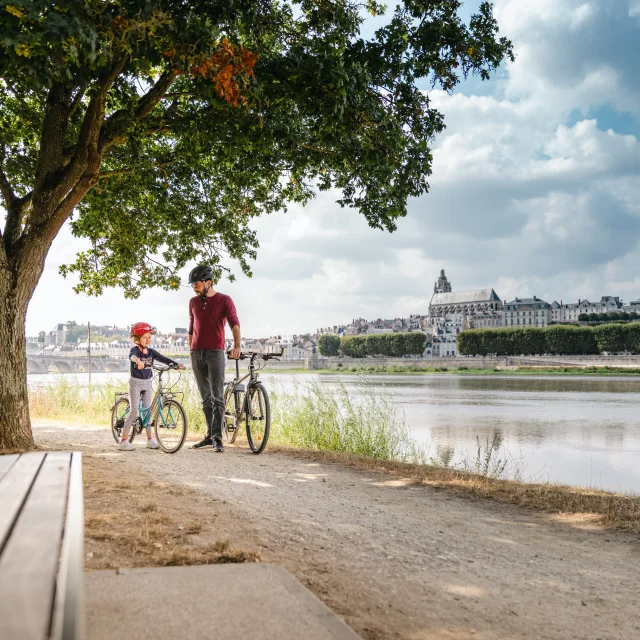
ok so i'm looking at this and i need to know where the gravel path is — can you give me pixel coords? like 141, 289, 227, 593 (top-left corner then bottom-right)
37, 421, 640, 640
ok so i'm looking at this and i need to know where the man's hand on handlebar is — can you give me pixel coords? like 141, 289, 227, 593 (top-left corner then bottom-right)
228, 346, 241, 360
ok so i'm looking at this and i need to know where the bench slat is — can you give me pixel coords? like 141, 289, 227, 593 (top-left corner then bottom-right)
0, 452, 46, 554
0, 452, 71, 640
0, 453, 19, 480
51, 452, 85, 640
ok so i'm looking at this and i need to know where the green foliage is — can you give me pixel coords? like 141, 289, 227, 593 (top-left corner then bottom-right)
0, 0, 513, 298
580, 311, 640, 324
339, 332, 425, 357
458, 325, 603, 356
317, 334, 341, 357
592, 324, 629, 353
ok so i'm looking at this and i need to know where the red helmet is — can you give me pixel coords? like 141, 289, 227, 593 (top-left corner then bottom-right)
130, 322, 156, 337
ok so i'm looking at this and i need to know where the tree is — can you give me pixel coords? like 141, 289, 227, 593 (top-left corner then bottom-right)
0, 1, 512, 448
317, 334, 340, 358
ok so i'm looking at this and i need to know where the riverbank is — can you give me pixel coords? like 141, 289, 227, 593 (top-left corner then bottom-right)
269, 365, 640, 375
31, 421, 640, 640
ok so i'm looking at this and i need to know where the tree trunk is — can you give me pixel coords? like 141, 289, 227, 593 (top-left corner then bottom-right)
0, 272, 34, 449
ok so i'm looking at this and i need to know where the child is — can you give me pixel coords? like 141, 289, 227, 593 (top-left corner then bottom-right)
118, 322, 185, 451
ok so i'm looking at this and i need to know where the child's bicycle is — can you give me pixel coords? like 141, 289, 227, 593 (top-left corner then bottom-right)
110, 363, 188, 453
223, 350, 282, 454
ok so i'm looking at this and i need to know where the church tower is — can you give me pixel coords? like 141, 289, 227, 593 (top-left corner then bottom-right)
434, 269, 452, 294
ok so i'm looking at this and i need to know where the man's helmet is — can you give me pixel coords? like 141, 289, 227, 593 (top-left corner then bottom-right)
188, 265, 214, 284
130, 322, 156, 337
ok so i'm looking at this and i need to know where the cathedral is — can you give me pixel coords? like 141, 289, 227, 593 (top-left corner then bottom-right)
429, 270, 503, 328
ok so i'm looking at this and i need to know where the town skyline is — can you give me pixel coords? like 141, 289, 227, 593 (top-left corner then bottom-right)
31, 266, 639, 342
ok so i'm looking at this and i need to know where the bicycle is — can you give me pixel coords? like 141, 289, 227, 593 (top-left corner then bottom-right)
223, 350, 282, 453
110, 363, 188, 453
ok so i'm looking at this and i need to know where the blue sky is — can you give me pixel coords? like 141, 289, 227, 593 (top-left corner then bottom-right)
25, 1, 640, 337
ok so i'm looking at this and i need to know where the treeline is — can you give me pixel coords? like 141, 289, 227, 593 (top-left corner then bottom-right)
318, 332, 425, 358
579, 311, 640, 323
458, 323, 640, 356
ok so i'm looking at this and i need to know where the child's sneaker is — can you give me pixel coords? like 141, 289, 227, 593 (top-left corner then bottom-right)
118, 440, 135, 451
146, 438, 160, 449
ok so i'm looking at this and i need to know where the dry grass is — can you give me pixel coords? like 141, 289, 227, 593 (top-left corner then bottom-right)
82, 455, 260, 570
270, 446, 640, 535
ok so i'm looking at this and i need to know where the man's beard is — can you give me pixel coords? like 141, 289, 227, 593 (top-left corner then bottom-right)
198, 283, 210, 300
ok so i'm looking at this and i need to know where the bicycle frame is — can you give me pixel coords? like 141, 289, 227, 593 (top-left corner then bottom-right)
227, 357, 254, 418
119, 370, 180, 432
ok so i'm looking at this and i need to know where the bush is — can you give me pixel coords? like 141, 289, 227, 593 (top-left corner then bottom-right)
459, 324, 601, 356
593, 323, 628, 353
318, 334, 341, 357
339, 332, 425, 358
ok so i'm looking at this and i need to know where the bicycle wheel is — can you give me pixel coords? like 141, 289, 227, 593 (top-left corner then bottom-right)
223, 384, 240, 444
111, 397, 132, 444
245, 383, 270, 454
155, 399, 188, 453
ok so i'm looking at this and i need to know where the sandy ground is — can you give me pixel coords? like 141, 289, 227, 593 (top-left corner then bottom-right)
36, 421, 640, 640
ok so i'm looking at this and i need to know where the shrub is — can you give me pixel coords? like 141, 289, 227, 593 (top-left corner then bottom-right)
318, 334, 341, 357
340, 332, 425, 358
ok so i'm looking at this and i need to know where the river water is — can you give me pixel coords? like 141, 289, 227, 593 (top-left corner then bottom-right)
28, 371, 640, 494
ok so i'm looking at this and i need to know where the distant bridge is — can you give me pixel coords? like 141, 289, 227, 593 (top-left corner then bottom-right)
26, 353, 189, 374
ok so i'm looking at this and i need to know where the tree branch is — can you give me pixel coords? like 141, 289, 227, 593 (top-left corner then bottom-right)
96, 159, 178, 180
0, 166, 17, 210
32, 82, 73, 195
99, 70, 176, 152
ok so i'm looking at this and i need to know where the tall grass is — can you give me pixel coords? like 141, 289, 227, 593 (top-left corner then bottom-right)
270, 378, 421, 462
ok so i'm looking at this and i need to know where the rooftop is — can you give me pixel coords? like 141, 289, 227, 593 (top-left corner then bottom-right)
430, 288, 501, 306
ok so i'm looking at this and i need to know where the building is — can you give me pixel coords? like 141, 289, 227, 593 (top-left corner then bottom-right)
550, 296, 624, 322
430, 315, 467, 357
429, 270, 502, 326
503, 297, 551, 327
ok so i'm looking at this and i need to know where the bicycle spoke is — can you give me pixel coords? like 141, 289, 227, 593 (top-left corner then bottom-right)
155, 399, 188, 453
111, 398, 132, 444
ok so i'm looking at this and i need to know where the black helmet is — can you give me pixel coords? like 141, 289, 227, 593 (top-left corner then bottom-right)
188, 265, 214, 284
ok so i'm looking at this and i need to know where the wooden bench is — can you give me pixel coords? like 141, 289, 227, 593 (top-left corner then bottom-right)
0, 452, 84, 640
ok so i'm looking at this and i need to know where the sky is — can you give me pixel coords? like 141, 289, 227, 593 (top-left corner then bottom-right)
23, 0, 640, 338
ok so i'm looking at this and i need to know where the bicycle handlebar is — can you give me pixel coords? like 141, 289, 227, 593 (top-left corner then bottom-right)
150, 362, 181, 371
227, 349, 284, 361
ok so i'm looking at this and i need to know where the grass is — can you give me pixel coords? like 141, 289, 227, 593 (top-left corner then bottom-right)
269, 378, 420, 461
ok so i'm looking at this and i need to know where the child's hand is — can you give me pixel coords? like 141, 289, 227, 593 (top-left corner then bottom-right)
177, 364, 186, 370
136, 359, 144, 370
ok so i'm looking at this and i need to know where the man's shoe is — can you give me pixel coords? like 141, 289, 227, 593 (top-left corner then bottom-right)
213, 441, 225, 452
193, 436, 213, 449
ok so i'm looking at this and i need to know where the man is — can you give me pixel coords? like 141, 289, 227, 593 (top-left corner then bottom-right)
188, 265, 241, 451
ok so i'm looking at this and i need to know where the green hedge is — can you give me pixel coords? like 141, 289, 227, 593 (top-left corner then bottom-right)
340, 332, 425, 358
457, 323, 640, 356
317, 334, 341, 357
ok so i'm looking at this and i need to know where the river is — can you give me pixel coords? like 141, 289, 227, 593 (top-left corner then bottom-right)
27, 371, 640, 494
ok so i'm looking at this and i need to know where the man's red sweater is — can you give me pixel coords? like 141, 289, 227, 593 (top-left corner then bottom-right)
188, 293, 240, 350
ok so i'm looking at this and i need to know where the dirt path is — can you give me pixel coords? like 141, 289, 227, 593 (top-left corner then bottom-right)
36, 421, 639, 640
